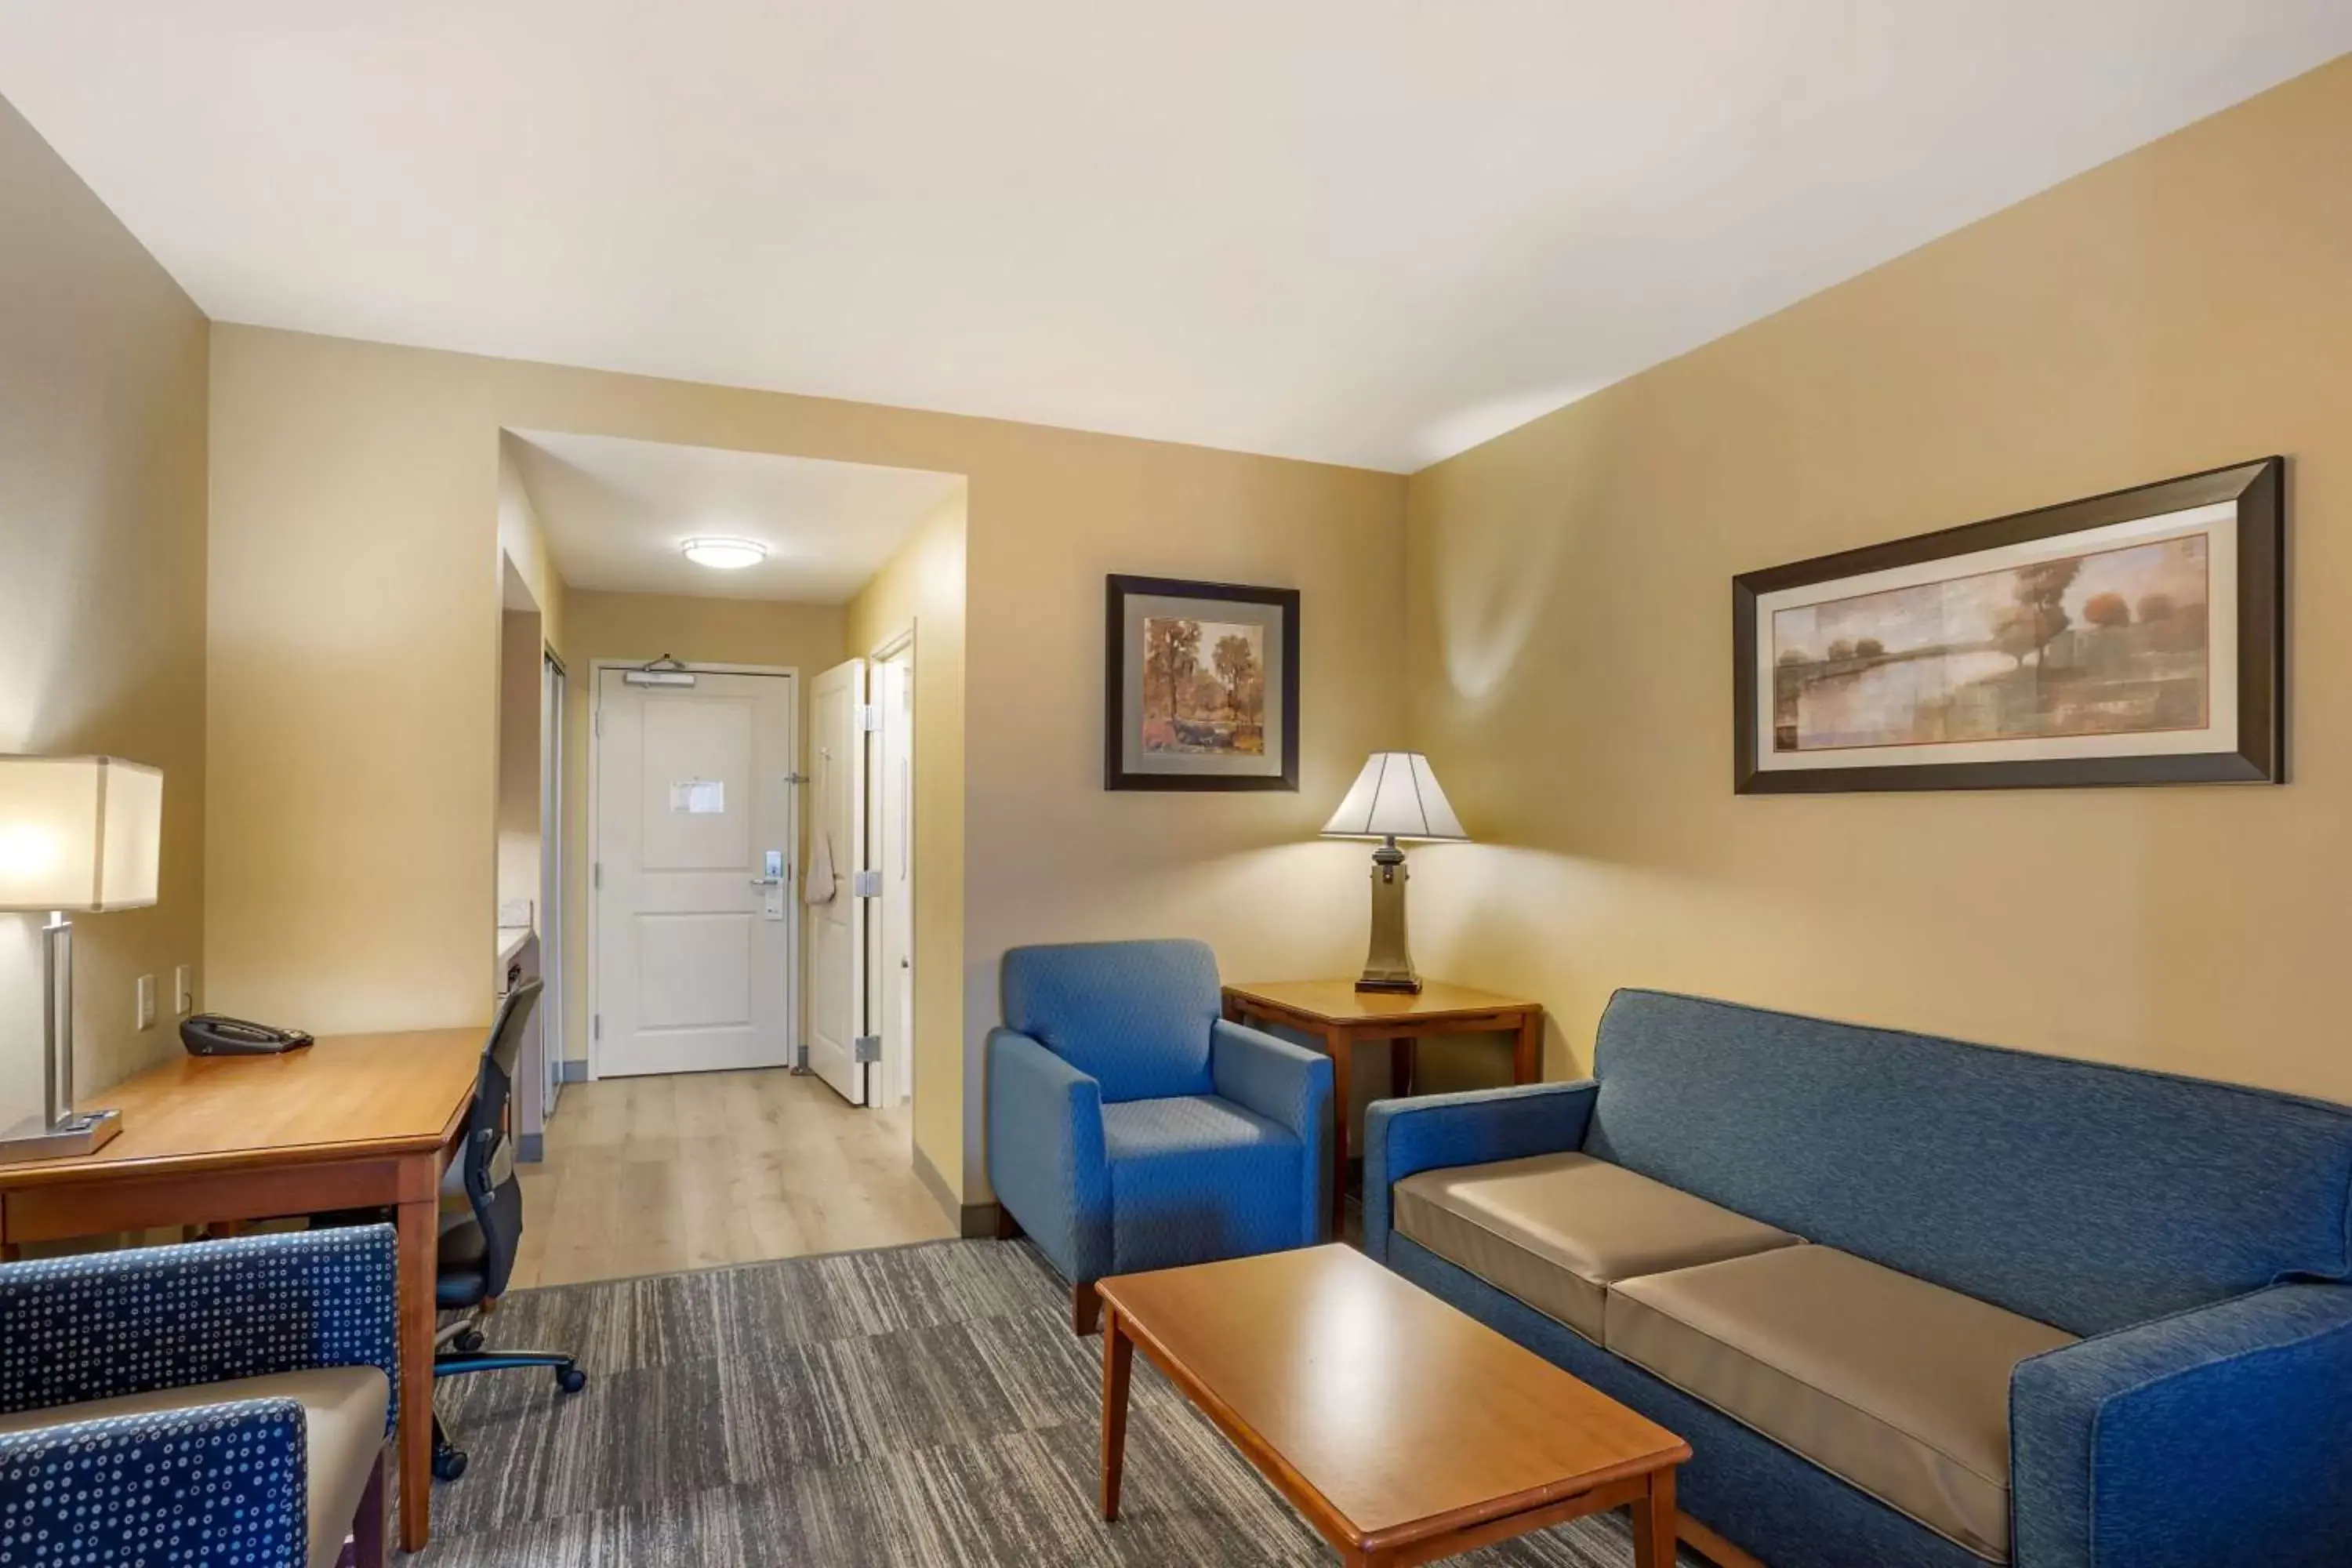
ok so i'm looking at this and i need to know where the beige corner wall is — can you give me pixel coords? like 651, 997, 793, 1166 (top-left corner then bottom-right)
845, 493, 968, 1196
557, 589, 847, 1071
203, 325, 1402, 1200
0, 96, 209, 1118
1401, 55, 2352, 1105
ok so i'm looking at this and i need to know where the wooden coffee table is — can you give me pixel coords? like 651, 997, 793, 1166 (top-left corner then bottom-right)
1098, 1245, 1690, 1568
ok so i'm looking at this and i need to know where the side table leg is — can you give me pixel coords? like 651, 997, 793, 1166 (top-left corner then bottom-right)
1323, 1025, 1352, 1237
1513, 1011, 1544, 1083
1100, 1307, 1134, 1522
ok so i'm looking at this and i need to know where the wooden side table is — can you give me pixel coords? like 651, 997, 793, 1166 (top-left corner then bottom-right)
1221, 980, 1544, 1234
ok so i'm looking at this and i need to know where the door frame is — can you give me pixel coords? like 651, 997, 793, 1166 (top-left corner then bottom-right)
539, 645, 568, 1120
586, 659, 801, 1083
868, 626, 916, 1115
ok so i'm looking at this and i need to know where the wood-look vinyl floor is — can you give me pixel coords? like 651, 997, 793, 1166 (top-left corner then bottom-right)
506, 1069, 954, 1291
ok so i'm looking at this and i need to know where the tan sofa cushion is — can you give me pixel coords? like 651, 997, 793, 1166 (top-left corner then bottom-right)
1393, 1151, 1802, 1339
0, 1366, 388, 1568
1607, 1244, 2074, 1563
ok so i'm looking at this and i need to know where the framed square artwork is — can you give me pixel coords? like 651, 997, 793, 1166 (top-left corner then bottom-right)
1105, 575, 1300, 791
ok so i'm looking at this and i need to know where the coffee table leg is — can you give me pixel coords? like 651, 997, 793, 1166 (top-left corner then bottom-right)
1632, 1465, 1677, 1568
1100, 1306, 1134, 1522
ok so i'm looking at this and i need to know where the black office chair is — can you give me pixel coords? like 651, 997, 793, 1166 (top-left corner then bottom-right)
429, 977, 586, 1481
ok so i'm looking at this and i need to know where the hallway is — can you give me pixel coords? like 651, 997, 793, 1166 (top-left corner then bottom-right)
510, 1069, 953, 1290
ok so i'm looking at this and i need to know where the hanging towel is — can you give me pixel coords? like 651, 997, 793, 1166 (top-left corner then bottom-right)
804, 829, 837, 905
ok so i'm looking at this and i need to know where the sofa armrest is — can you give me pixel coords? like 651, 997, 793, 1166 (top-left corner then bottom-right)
0, 1225, 399, 1437
2010, 1282, 2352, 1568
0, 1398, 310, 1565
985, 1027, 1112, 1284
1360, 1080, 1599, 1263
1210, 1018, 1334, 1241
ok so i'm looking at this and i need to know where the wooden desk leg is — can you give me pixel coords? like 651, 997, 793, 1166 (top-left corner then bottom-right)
395, 1181, 437, 1551
1323, 1024, 1352, 1236
1513, 1010, 1544, 1084
1100, 1306, 1134, 1522
1633, 1465, 1677, 1568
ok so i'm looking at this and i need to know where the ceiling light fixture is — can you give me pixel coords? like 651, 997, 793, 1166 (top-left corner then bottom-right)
681, 537, 767, 570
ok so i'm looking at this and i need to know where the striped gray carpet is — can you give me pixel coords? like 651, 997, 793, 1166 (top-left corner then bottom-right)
408, 1239, 1697, 1566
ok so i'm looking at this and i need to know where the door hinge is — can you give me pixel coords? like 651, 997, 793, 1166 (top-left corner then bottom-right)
851, 869, 882, 898
852, 1035, 881, 1064
593, 862, 602, 891
594, 709, 604, 737
593, 1014, 602, 1041
855, 702, 882, 732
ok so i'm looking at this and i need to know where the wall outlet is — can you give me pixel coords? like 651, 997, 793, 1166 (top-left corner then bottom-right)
135, 975, 157, 1031
175, 964, 195, 1017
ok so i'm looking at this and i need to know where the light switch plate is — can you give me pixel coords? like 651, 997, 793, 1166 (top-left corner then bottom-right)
135, 975, 156, 1030
175, 964, 195, 1016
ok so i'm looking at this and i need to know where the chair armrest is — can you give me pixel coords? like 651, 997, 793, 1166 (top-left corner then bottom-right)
985, 1028, 1112, 1284
0, 1224, 400, 1438
1361, 1080, 1599, 1263
1210, 1019, 1334, 1242
2010, 1282, 2352, 1568
0, 1398, 310, 1565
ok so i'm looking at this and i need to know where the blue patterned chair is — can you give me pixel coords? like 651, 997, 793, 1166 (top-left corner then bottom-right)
987, 938, 1331, 1331
0, 1224, 401, 1568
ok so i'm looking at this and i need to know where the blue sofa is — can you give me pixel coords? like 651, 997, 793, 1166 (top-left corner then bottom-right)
1364, 989, 2352, 1568
987, 938, 1332, 1330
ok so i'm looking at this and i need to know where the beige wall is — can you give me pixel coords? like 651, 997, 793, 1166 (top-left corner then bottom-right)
0, 96, 209, 1119
557, 589, 848, 1071
846, 492, 967, 1194
205, 326, 1404, 1199
1401, 56, 2352, 1105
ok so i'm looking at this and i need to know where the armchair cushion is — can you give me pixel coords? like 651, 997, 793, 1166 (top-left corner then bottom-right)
1102, 1096, 1307, 1272
0, 1367, 387, 1568
0, 1225, 400, 1436
1001, 938, 1220, 1102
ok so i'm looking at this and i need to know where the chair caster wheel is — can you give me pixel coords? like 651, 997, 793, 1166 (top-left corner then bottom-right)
452, 1327, 485, 1354
556, 1365, 587, 1394
431, 1445, 469, 1482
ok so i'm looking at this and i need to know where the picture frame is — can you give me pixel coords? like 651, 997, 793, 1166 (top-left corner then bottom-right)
1105, 574, 1301, 791
1733, 457, 2284, 793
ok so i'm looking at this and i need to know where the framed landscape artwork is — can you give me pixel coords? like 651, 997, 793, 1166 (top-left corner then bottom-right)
1105, 575, 1300, 791
1733, 457, 2284, 793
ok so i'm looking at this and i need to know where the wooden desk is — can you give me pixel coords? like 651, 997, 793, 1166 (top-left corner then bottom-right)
1099, 1246, 1689, 1567
1222, 980, 1544, 1232
0, 1029, 484, 1553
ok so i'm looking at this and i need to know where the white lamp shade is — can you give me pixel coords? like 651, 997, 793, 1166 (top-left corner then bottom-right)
1320, 752, 1468, 842
0, 756, 163, 912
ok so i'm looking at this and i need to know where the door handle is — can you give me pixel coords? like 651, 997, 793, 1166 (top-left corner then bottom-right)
749, 877, 783, 887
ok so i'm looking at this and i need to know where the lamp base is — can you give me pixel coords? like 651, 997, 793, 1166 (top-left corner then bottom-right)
0, 1107, 122, 1164
1353, 975, 1423, 994
1353, 837, 1422, 995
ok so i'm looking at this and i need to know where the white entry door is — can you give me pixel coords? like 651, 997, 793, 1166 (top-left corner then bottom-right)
806, 659, 869, 1105
595, 667, 796, 1077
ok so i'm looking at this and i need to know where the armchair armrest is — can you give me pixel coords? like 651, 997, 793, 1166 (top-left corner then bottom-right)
1361, 1080, 1599, 1263
2011, 1282, 2352, 1568
0, 1224, 399, 1437
1210, 1018, 1333, 1243
985, 1028, 1112, 1284
0, 1398, 309, 1565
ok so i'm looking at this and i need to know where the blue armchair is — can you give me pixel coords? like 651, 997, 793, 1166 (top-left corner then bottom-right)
986, 938, 1330, 1331
0, 1224, 401, 1568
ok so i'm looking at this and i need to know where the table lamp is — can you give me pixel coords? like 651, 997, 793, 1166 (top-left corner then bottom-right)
1321, 752, 1467, 993
0, 756, 163, 1160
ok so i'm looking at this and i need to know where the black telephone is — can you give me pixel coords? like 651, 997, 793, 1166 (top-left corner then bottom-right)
180, 1014, 315, 1057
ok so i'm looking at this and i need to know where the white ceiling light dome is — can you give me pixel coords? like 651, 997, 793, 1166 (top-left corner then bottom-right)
680, 536, 768, 570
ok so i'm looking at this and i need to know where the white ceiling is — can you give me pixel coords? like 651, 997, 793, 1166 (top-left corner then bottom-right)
508, 432, 962, 603
3, 5, 2347, 473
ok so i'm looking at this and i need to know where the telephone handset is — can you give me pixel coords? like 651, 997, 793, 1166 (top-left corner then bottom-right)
180, 1014, 315, 1057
